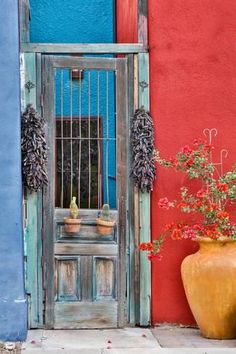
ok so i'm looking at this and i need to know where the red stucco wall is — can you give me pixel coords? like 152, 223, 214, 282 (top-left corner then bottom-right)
149, 0, 236, 324
117, 0, 236, 324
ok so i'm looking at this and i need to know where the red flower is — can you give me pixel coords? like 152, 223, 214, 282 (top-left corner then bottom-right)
186, 158, 194, 167
211, 203, 218, 211
171, 228, 182, 240
139, 242, 153, 251
180, 145, 192, 155
205, 229, 221, 239
194, 201, 204, 208
217, 183, 228, 192
204, 144, 214, 152
147, 253, 163, 261
169, 157, 178, 166
193, 224, 203, 231
158, 197, 174, 210
217, 211, 229, 219
164, 222, 175, 231
197, 189, 206, 198
182, 228, 197, 240
178, 202, 188, 208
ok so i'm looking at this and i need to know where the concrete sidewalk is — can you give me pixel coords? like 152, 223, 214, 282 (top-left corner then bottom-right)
19, 327, 236, 354
152, 326, 236, 348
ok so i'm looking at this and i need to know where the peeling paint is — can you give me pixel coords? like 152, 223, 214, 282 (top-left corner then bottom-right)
14, 299, 27, 303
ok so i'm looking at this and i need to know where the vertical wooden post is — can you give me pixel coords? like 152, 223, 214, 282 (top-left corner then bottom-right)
127, 54, 134, 324
22, 53, 43, 328
19, 0, 30, 43
138, 0, 148, 47
36, 53, 44, 327
138, 52, 151, 326
20, 0, 43, 328
23, 53, 37, 327
116, 59, 128, 327
138, 0, 151, 326
133, 54, 141, 324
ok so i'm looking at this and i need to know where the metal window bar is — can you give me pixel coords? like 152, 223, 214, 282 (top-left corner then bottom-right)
97, 71, 101, 209
88, 71, 91, 208
70, 69, 73, 200
106, 71, 109, 205
60, 70, 64, 207
78, 69, 82, 208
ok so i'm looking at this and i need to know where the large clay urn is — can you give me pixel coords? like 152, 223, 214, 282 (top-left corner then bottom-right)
181, 237, 236, 339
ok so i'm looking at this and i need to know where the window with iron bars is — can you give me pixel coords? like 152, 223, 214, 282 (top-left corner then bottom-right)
55, 117, 103, 209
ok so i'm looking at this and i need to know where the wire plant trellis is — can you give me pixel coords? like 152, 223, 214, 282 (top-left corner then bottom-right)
203, 128, 228, 177
55, 68, 116, 210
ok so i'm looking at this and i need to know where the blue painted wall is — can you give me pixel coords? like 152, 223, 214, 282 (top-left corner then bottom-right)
30, 0, 115, 43
0, 0, 27, 341
30, 0, 117, 208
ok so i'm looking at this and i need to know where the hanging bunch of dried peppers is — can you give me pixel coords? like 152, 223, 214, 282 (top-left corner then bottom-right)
21, 104, 48, 192
131, 108, 156, 192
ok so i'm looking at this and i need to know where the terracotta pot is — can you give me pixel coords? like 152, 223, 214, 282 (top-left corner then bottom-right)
96, 218, 115, 235
64, 218, 81, 234
181, 237, 236, 339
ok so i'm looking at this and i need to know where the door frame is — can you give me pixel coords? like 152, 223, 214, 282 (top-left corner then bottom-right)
42, 55, 128, 328
22, 48, 151, 328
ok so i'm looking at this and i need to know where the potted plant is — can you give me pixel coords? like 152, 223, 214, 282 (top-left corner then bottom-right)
64, 196, 81, 234
96, 204, 115, 235
140, 135, 236, 339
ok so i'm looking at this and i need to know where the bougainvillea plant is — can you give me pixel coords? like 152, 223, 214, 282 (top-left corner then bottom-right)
140, 138, 236, 261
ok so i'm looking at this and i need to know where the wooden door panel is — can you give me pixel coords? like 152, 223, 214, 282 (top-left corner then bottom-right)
93, 257, 117, 300
80, 256, 93, 301
55, 209, 118, 243
54, 243, 118, 255
54, 254, 118, 328
54, 301, 118, 329
55, 256, 81, 302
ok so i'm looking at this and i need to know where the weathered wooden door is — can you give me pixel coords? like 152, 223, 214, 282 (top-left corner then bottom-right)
42, 56, 127, 329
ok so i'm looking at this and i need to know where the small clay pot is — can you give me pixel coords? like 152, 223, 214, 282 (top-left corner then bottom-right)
64, 218, 81, 234
96, 218, 115, 235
